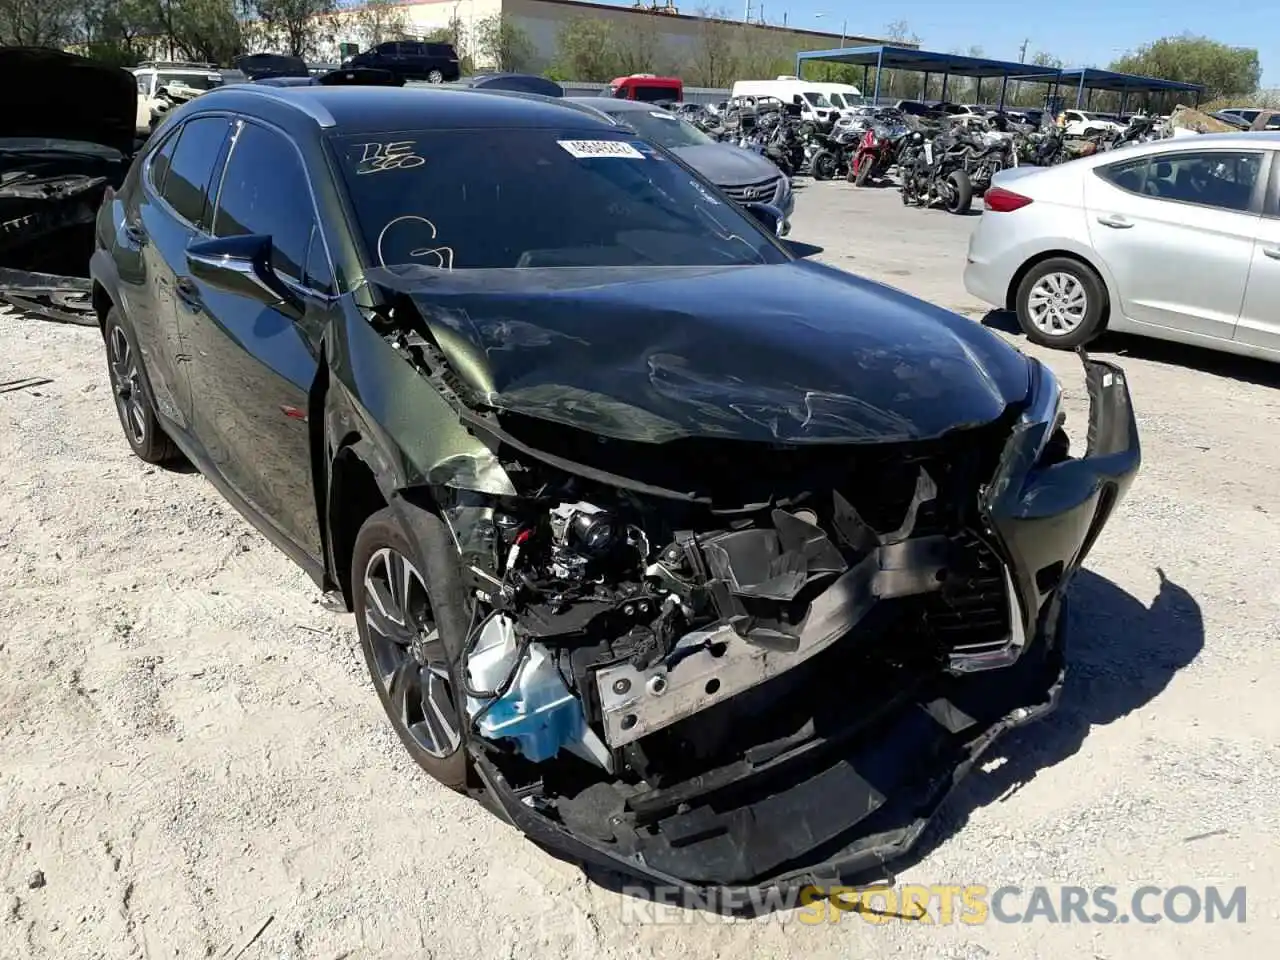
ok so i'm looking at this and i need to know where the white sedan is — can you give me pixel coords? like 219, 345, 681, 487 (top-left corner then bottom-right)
963, 132, 1280, 362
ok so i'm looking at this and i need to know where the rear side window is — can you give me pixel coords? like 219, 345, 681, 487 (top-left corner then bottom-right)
147, 126, 181, 194
425, 44, 455, 57
212, 121, 318, 285
162, 116, 231, 227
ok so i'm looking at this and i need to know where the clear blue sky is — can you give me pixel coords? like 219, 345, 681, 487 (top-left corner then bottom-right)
659, 0, 1277, 85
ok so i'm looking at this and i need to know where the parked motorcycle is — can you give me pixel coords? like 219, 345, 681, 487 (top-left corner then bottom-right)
959, 128, 1017, 194
807, 129, 854, 180
898, 131, 974, 214
847, 122, 906, 186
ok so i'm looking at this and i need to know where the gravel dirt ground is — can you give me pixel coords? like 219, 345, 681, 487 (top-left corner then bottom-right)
2, 180, 1278, 960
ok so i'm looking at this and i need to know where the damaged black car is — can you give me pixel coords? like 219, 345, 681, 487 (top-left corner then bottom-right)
88, 84, 1141, 896
0, 48, 136, 320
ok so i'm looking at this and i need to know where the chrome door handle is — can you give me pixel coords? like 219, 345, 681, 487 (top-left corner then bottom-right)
1263, 246, 1280, 260
1096, 215, 1133, 229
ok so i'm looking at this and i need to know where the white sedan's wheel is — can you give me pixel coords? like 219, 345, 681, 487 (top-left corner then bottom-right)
1026, 271, 1089, 336
1014, 257, 1107, 349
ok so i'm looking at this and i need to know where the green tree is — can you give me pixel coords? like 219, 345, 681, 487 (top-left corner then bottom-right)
473, 13, 533, 72
551, 15, 619, 81
79, 0, 158, 66
354, 0, 408, 49
0, 0, 80, 46
612, 14, 665, 76
684, 8, 735, 88
163, 0, 246, 65
249, 0, 338, 59
1110, 34, 1260, 102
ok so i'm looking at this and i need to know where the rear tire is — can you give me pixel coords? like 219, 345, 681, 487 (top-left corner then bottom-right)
1014, 257, 1107, 349
353, 505, 473, 791
102, 308, 180, 466
945, 169, 973, 214
427, 69, 444, 83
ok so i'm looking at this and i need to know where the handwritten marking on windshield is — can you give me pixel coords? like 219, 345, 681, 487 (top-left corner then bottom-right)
557, 140, 645, 160
354, 141, 426, 175
376, 215, 454, 270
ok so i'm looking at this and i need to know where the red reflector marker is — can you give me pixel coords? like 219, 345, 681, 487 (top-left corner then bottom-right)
984, 186, 1034, 212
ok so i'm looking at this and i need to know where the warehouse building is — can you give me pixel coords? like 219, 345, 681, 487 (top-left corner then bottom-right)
321, 0, 897, 76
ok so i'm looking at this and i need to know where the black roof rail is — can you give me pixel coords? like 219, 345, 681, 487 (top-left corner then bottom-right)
136, 60, 220, 71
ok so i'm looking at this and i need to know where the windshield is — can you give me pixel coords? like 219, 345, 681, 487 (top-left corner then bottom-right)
802, 92, 833, 108
332, 129, 786, 270
157, 72, 223, 91
607, 108, 713, 148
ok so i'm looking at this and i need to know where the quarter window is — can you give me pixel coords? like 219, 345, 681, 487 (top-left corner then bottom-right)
161, 116, 231, 227
212, 121, 319, 286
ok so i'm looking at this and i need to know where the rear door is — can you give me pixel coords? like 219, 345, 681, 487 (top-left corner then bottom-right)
1083, 148, 1264, 340
180, 118, 332, 559
1235, 148, 1280, 352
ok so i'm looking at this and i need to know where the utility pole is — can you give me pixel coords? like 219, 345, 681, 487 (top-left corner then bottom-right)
1018, 38, 1030, 63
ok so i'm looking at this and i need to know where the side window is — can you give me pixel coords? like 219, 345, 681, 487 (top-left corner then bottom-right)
212, 121, 317, 285
375, 41, 398, 55
147, 125, 182, 195
402, 42, 426, 56
162, 116, 231, 227
1145, 152, 1263, 212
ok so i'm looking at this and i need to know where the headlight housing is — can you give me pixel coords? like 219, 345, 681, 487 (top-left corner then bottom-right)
1021, 361, 1064, 464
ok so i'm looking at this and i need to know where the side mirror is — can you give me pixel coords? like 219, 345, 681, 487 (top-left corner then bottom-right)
186, 234, 303, 319
782, 238, 823, 259
743, 201, 785, 237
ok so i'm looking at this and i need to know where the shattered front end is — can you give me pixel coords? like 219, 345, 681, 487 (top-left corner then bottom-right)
421, 352, 1139, 894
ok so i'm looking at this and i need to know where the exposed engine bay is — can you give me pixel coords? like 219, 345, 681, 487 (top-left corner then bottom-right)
356, 265, 1140, 891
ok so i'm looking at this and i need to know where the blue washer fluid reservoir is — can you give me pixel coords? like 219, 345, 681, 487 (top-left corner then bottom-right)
464, 614, 585, 763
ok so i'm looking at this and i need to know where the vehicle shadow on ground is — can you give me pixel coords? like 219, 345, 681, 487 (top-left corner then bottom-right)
905, 565, 1203, 865
576, 567, 1202, 916
981, 309, 1280, 388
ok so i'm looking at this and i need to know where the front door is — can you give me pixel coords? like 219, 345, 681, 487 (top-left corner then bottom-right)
1083, 148, 1264, 342
179, 118, 330, 561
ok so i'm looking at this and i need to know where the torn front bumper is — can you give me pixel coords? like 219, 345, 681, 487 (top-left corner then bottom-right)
468, 353, 1138, 897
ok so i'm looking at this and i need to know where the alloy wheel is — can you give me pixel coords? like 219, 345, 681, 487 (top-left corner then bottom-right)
362, 546, 461, 758
1027, 272, 1089, 336
108, 325, 147, 446
427, 70, 444, 83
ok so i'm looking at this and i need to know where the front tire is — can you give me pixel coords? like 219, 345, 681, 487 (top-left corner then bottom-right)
811, 150, 836, 180
1015, 257, 1107, 349
102, 308, 179, 465
854, 157, 872, 187
945, 169, 973, 214
352, 505, 472, 791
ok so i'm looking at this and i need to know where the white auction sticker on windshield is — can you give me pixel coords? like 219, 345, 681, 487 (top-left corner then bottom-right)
649, 111, 677, 120
557, 140, 645, 159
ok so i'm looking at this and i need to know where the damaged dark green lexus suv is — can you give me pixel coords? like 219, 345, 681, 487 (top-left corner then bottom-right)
89, 83, 1140, 897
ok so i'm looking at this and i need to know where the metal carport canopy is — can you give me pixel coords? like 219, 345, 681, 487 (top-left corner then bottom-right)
1034, 67, 1205, 109
794, 44, 1062, 106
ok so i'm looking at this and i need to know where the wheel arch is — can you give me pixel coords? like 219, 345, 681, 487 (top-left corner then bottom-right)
1006, 249, 1112, 327
321, 386, 446, 612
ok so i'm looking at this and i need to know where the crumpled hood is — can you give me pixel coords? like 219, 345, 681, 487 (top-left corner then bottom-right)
0, 48, 136, 156
369, 260, 1031, 444
670, 143, 784, 186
